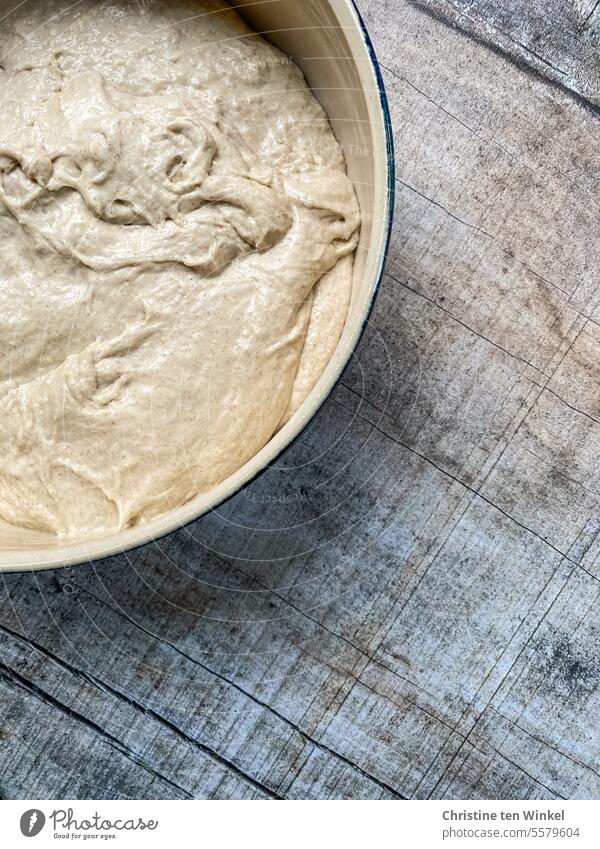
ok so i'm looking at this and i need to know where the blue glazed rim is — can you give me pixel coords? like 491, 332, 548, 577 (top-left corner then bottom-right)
7, 1, 396, 572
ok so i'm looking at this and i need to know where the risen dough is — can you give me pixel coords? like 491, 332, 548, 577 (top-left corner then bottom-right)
0, 0, 360, 538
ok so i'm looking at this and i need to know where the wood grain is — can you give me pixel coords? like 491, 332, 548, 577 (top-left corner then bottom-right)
1, 0, 600, 799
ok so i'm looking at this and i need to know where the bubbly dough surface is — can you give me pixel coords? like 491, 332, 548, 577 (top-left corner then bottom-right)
0, 0, 360, 538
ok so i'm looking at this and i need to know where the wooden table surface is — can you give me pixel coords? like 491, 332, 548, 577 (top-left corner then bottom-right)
2, 0, 600, 801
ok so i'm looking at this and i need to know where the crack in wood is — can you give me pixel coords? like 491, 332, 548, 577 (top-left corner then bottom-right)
0, 659, 194, 799
407, 0, 600, 116
0, 626, 279, 800
338, 383, 600, 586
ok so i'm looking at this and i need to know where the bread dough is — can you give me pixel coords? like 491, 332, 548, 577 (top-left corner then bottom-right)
0, 0, 360, 538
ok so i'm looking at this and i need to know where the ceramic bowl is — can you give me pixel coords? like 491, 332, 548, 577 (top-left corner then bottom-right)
0, 0, 394, 571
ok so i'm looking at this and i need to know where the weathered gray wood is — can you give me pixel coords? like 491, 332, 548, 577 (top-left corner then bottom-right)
1, 0, 600, 799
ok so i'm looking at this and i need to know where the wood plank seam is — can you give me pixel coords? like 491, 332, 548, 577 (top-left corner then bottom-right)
44, 579, 407, 798
0, 622, 280, 799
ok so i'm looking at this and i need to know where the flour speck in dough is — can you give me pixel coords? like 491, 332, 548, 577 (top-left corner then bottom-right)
0, 0, 360, 538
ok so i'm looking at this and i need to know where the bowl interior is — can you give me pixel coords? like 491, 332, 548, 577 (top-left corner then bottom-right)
0, 0, 392, 570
